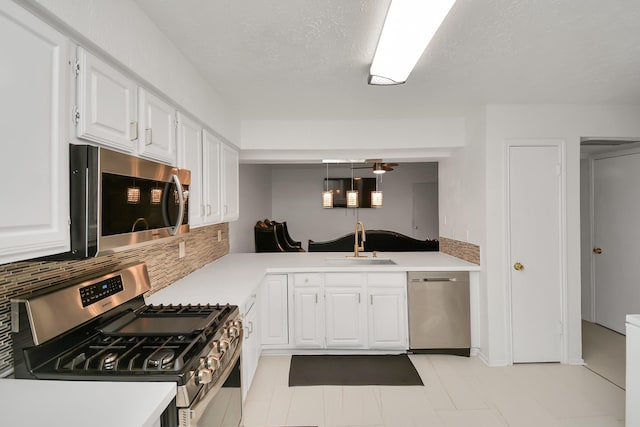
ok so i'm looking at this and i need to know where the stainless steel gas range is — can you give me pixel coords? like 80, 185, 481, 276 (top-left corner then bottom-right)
11, 263, 242, 427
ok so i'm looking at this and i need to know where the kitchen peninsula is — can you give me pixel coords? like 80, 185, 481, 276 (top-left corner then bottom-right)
146, 251, 479, 304
146, 251, 481, 397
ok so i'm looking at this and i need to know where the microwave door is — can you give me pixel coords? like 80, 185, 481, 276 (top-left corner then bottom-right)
162, 174, 186, 236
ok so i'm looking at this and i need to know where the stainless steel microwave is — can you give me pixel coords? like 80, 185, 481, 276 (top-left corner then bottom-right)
64, 145, 190, 258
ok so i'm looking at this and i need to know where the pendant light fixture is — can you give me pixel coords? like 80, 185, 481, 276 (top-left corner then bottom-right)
322, 162, 333, 208
127, 180, 140, 204
346, 165, 359, 208
371, 174, 383, 208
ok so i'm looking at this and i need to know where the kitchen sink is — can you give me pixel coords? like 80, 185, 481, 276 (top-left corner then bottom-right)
324, 257, 397, 265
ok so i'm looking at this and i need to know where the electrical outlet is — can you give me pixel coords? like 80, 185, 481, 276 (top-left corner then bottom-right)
178, 241, 186, 258
217, 230, 222, 242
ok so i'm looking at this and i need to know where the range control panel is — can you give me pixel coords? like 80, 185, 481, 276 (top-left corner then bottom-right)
79, 275, 124, 307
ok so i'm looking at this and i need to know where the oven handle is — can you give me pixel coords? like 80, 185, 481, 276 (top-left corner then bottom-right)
170, 174, 186, 236
179, 333, 242, 426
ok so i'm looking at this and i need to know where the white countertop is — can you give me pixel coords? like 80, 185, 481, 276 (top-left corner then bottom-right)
0, 378, 175, 427
627, 314, 640, 328
146, 252, 480, 307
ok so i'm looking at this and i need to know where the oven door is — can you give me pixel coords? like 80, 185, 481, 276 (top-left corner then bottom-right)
178, 347, 242, 427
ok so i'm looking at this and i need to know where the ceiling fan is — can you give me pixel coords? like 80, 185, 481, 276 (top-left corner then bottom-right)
353, 159, 398, 174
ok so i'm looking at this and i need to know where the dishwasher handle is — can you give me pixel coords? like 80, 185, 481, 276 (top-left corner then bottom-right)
411, 277, 457, 282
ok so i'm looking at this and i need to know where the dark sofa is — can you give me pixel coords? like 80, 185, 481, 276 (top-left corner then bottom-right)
308, 230, 438, 252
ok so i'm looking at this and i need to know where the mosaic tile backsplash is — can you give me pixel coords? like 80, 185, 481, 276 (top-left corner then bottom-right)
0, 223, 228, 375
439, 237, 481, 265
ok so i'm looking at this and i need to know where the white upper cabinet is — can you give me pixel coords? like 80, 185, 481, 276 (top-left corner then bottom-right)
177, 113, 204, 227
202, 131, 222, 225
221, 144, 239, 221
75, 47, 137, 153
138, 88, 177, 165
0, 2, 70, 264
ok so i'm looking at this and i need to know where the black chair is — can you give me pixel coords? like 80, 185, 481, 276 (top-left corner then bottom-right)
255, 220, 305, 252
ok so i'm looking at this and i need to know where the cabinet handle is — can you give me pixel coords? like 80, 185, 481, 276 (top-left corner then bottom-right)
370, 295, 373, 305
130, 121, 138, 140
206, 204, 211, 215
248, 321, 253, 334
358, 293, 361, 304
315, 294, 318, 304
145, 128, 152, 145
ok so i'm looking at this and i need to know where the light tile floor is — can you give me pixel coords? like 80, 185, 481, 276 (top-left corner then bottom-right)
241, 354, 625, 427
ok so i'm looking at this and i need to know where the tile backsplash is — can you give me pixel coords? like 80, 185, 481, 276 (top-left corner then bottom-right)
0, 223, 228, 375
439, 236, 481, 265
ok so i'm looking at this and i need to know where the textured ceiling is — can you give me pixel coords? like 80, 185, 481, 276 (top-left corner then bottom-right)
135, 0, 640, 120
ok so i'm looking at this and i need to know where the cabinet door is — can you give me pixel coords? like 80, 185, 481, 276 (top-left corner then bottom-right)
202, 131, 222, 224
241, 301, 260, 400
368, 287, 408, 349
221, 144, 239, 221
261, 275, 289, 346
75, 47, 137, 152
325, 286, 367, 348
177, 113, 203, 227
0, 2, 70, 264
138, 88, 176, 165
293, 286, 323, 348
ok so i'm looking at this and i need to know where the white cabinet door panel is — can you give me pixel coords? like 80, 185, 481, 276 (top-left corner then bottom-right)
325, 286, 366, 347
0, 2, 70, 264
368, 288, 407, 349
202, 131, 222, 224
294, 287, 323, 348
261, 275, 288, 346
221, 144, 239, 221
76, 47, 137, 152
138, 88, 176, 165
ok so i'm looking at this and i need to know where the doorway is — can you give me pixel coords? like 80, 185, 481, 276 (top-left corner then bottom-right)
507, 140, 565, 363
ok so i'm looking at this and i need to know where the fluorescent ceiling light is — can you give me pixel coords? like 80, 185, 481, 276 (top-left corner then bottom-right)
369, 0, 456, 85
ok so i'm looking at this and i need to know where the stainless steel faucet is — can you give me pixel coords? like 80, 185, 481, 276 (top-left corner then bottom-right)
353, 221, 366, 257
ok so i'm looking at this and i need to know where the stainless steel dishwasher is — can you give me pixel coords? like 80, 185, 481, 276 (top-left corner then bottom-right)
407, 271, 470, 356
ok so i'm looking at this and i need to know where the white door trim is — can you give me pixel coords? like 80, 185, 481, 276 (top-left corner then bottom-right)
504, 138, 567, 364
589, 145, 640, 330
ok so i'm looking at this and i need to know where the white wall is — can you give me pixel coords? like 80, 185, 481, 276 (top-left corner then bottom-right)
438, 106, 488, 360
229, 165, 273, 253
270, 163, 438, 251
484, 104, 640, 366
580, 157, 592, 321
240, 118, 465, 160
27, 0, 240, 145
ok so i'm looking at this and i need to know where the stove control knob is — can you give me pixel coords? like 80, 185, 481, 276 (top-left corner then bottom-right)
205, 355, 221, 370
216, 339, 229, 353
228, 325, 240, 339
196, 368, 213, 385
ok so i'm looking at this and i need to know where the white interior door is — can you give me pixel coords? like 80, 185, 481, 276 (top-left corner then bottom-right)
508, 142, 563, 363
593, 151, 640, 334
412, 182, 439, 239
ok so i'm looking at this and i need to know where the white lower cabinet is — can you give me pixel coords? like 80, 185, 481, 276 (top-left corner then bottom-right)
290, 272, 407, 351
260, 275, 289, 346
293, 286, 324, 348
241, 294, 260, 400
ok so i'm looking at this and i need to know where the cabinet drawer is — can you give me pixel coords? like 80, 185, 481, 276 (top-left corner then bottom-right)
293, 273, 323, 287
367, 272, 406, 287
325, 273, 364, 286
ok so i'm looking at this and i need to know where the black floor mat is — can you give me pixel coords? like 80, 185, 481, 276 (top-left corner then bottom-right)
288, 354, 423, 386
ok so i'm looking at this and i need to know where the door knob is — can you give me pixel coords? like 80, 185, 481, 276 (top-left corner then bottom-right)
513, 262, 524, 271
593, 247, 602, 254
